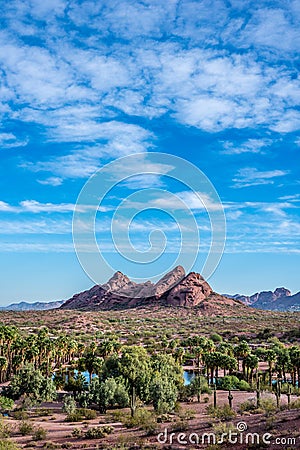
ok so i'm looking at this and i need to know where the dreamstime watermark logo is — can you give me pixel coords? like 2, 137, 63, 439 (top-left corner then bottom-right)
157, 422, 297, 446
72, 152, 226, 295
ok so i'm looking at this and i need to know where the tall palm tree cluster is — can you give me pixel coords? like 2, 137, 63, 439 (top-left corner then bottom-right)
170, 336, 300, 387
0, 325, 81, 383
0, 324, 300, 392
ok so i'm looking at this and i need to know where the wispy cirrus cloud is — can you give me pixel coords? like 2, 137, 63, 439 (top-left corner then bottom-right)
37, 177, 63, 187
232, 167, 289, 188
221, 139, 272, 155
0, 200, 111, 214
22, 121, 153, 179
0, 132, 28, 149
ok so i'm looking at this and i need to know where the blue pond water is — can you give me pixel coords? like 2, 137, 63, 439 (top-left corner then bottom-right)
183, 370, 195, 386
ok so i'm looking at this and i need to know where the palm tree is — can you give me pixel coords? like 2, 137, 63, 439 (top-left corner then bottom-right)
98, 340, 114, 359
244, 354, 259, 385
275, 347, 290, 383
80, 353, 103, 383
289, 346, 300, 387
174, 347, 185, 365
234, 341, 250, 377
265, 349, 277, 386
220, 354, 237, 377
0, 356, 8, 383
203, 352, 222, 385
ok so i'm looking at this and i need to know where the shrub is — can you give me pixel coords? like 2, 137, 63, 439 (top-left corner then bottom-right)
78, 408, 97, 420
83, 426, 114, 439
217, 375, 251, 391
239, 398, 257, 413
210, 333, 222, 343
42, 443, 60, 449
260, 398, 277, 416
11, 411, 28, 421
290, 398, 300, 409
18, 421, 33, 436
0, 440, 20, 450
3, 365, 56, 405
0, 397, 14, 413
212, 422, 236, 441
71, 427, 83, 438
34, 408, 51, 417
171, 419, 189, 432
238, 380, 251, 391
150, 377, 178, 413
65, 411, 83, 422
32, 427, 47, 441
125, 409, 155, 429
207, 405, 236, 421
0, 422, 13, 439
179, 409, 196, 420
62, 396, 76, 416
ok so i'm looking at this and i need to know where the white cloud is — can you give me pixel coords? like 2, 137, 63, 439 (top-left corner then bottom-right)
221, 138, 272, 155
0, 218, 71, 234
23, 121, 153, 178
19, 200, 76, 213
0, 242, 74, 253
0, 201, 17, 212
1, 6, 300, 145
0, 199, 113, 214
0, 132, 28, 149
124, 190, 224, 212
240, 8, 300, 53
37, 177, 63, 186
232, 167, 289, 188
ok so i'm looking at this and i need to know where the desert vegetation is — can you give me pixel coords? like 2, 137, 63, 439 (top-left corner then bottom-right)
0, 309, 300, 448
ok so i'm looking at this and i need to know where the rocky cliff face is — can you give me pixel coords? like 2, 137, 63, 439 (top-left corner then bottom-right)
165, 272, 212, 307
225, 287, 300, 311
61, 266, 247, 313
61, 266, 186, 310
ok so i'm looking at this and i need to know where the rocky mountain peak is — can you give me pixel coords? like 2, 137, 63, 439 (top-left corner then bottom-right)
165, 271, 213, 307
225, 286, 299, 312
153, 265, 186, 298
274, 287, 291, 298
60, 267, 249, 313
102, 271, 131, 292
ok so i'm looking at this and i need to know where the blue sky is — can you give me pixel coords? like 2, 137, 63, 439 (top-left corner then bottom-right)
1, 0, 300, 305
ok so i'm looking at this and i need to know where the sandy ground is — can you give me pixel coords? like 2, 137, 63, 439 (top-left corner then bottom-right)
1, 389, 299, 450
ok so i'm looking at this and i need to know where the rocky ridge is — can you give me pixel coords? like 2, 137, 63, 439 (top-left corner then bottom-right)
61, 266, 247, 313
225, 288, 300, 311
0, 300, 65, 311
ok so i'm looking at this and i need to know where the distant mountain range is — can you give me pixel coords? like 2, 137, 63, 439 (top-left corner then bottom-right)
224, 288, 300, 312
0, 300, 65, 311
1, 274, 299, 313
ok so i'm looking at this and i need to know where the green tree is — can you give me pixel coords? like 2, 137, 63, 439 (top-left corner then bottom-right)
89, 377, 128, 413
62, 395, 77, 416
64, 373, 87, 398
3, 365, 56, 405
116, 346, 152, 417
150, 376, 178, 413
